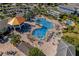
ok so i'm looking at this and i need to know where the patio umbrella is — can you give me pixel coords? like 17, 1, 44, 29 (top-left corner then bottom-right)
8, 16, 25, 30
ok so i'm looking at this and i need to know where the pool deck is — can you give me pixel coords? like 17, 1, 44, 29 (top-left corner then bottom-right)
33, 15, 62, 56
38, 37, 58, 56
25, 17, 61, 56
0, 42, 25, 56
36, 15, 63, 30
19, 31, 58, 56
0, 15, 63, 56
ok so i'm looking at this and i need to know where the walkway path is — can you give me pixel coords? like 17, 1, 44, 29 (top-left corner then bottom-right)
0, 42, 25, 56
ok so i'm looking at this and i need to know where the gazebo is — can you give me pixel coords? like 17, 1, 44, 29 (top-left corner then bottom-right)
8, 16, 25, 30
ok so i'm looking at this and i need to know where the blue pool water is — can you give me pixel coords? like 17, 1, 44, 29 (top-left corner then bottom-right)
32, 18, 54, 41
35, 18, 53, 29
32, 27, 47, 41
15, 23, 31, 33
66, 20, 73, 26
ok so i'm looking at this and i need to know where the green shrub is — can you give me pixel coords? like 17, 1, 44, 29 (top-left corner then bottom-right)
72, 30, 78, 34
29, 47, 45, 56
10, 34, 21, 46
76, 47, 79, 56
62, 30, 67, 33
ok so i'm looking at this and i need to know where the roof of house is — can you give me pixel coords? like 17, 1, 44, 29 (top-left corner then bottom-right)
8, 16, 25, 25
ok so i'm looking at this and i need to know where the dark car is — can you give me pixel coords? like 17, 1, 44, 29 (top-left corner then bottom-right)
0, 35, 8, 43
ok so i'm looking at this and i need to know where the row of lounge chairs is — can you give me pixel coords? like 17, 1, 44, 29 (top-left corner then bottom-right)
0, 51, 17, 56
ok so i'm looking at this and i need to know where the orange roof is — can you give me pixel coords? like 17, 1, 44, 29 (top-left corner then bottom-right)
8, 16, 25, 25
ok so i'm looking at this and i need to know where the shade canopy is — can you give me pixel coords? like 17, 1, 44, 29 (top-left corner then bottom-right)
8, 16, 25, 25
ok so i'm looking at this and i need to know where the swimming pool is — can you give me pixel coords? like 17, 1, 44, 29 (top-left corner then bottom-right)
15, 23, 31, 33
32, 17, 54, 41
35, 18, 53, 29
32, 27, 47, 41
66, 20, 73, 26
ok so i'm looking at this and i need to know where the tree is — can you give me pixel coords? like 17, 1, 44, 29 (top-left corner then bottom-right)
76, 46, 79, 56
24, 11, 34, 19
53, 3, 59, 6
72, 15, 77, 21
67, 26, 74, 32
59, 14, 68, 21
63, 15, 67, 20
32, 7, 39, 15
29, 47, 45, 56
10, 34, 21, 46
32, 6, 47, 15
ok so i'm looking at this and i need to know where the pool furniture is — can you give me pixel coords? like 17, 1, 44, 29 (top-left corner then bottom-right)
0, 35, 8, 43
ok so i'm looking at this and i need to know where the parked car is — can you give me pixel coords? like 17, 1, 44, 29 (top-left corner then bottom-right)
0, 35, 8, 43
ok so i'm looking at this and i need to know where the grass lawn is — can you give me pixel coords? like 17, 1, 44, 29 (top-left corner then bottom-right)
63, 33, 79, 45
76, 23, 79, 29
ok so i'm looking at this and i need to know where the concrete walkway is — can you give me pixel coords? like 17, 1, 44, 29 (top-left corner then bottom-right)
0, 42, 25, 56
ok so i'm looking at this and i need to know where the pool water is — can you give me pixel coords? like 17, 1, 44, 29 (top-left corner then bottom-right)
15, 23, 31, 33
66, 20, 73, 25
32, 27, 47, 41
35, 18, 53, 29
20, 23, 31, 33
32, 18, 54, 41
